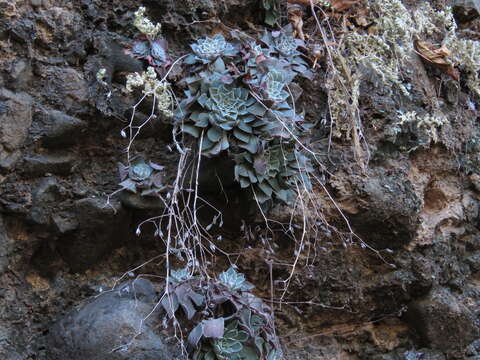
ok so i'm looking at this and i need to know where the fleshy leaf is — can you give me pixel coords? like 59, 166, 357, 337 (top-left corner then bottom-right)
203, 318, 225, 339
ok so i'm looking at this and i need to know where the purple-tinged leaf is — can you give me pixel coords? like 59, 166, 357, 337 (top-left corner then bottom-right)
152, 172, 163, 188
119, 179, 137, 193
188, 290, 205, 307
220, 75, 234, 84
175, 284, 197, 320
149, 161, 165, 171
118, 162, 129, 181
202, 318, 224, 339
161, 294, 179, 318
188, 323, 204, 348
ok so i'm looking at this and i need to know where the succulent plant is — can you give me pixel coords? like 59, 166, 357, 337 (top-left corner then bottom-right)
263, 70, 290, 103
173, 25, 314, 203
128, 39, 170, 67
211, 321, 251, 359
219, 267, 255, 291
118, 156, 166, 197
169, 267, 192, 284
234, 146, 313, 203
188, 34, 239, 63
262, 0, 281, 26
260, 26, 313, 80
274, 33, 298, 57
181, 81, 270, 156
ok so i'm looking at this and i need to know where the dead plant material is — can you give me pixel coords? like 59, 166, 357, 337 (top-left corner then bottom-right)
288, 4, 306, 41
288, 0, 360, 12
331, 0, 361, 12
414, 40, 460, 81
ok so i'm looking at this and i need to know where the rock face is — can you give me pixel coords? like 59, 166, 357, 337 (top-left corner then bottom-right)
0, 88, 32, 169
0, 1, 479, 360
48, 279, 178, 360
407, 287, 479, 353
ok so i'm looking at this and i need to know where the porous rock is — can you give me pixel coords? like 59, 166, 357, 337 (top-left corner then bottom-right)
36, 109, 87, 148
48, 278, 178, 360
23, 153, 75, 176
406, 287, 479, 352
55, 197, 131, 272
0, 88, 33, 170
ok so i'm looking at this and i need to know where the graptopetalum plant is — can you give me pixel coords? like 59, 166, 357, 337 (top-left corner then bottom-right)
175, 25, 314, 204
161, 267, 282, 360
117, 156, 167, 197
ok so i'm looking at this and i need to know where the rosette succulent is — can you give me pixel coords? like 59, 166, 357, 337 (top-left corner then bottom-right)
118, 156, 166, 197
211, 321, 251, 360
234, 146, 313, 203
129, 39, 170, 67
274, 33, 298, 57
263, 70, 290, 103
182, 81, 270, 156
219, 267, 254, 291
260, 26, 313, 80
169, 267, 193, 284
187, 34, 239, 64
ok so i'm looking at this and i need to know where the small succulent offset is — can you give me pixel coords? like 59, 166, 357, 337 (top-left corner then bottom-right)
260, 25, 313, 80
118, 156, 166, 197
219, 267, 255, 291
203, 321, 254, 360
188, 34, 239, 63
169, 267, 193, 284
126, 67, 173, 117
234, 146, 313, 203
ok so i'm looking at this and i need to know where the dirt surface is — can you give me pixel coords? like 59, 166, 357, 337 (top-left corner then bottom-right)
0, 0, 479, 359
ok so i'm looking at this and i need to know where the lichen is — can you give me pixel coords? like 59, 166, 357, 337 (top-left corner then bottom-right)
125, 67, 173, 117
133, 6, 162, 39
445, 38, 480, 100
396, 110, 448, 144
328, 0, 479, 144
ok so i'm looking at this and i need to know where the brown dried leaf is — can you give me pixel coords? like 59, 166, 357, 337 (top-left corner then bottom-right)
332, 0, 361, 12
414, 40, 459, 81
288, 5, 305, 40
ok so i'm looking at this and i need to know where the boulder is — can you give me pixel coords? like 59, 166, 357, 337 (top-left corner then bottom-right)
48, 279, 178, 360
406, 287, 479, 352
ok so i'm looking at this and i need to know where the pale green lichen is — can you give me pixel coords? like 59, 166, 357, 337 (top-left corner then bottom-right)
329, 0, 478, 142
445, 38, 480, 99
397, 110, 448, 144
96, 68, 107, 86
133, 7, 162, 39
413, 3, 456, 38
126, 67, 173, 117
344, 32, 410, 96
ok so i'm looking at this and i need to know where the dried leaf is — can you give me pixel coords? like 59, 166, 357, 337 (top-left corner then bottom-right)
331, 0, 361, 12
414, 40, 459, 81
